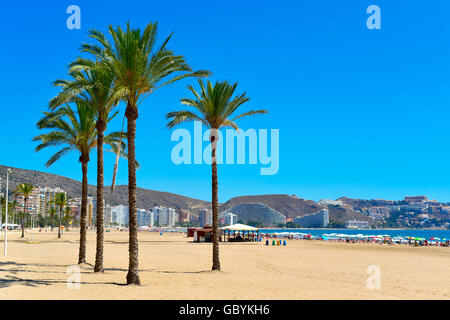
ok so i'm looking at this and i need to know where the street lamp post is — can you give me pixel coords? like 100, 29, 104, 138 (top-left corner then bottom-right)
5, 168, 11, 256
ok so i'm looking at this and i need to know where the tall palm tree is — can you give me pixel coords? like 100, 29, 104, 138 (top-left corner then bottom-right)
0, 197, 5, 224
166, 80, 267, 271
53, 192, 70, 238
49, 206, 56, 231
33, 102, 127, 262
72, 22, 210, 285
64, 206, 72, 231
49, 62, 121, 273
14, 183, 35, 238
9, 201, 17, 225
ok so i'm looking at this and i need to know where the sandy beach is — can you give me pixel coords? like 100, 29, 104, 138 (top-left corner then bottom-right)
0, 229, 448, 300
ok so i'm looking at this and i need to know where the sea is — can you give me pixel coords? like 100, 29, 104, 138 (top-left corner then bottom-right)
259, 228, 450, 240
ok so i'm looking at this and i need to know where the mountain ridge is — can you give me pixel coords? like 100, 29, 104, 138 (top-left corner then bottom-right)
0, 165, 372, 225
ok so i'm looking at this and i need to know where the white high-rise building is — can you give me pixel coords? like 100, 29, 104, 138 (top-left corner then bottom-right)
104, 204, 112, 226
168, 208, 178, 227
137, 209, 153, 227
151, 206, 164, 226
111, 205, 129, 226
151, 206, 178, 227
224, 212, 237, 225
199, 209, 212, 226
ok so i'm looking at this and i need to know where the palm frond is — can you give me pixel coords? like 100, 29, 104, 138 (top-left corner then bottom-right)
166, 80, 268, 132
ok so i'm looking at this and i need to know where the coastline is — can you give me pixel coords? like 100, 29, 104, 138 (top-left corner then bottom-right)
0, 229, 449, 299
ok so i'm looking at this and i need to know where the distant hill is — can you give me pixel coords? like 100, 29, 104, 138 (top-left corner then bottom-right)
0, 165, 373, 226
326, 205, 373, 227
338, 197, 396, 210
219, 194, 323, 218
0, 165, 209, 212
221, 203, 286, 225
219, 194, 373, 226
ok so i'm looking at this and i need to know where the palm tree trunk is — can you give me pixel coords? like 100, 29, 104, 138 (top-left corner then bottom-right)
211, 133, 220, 271
126, 104, 140, 285
78, 158, 89, 264
21, 198, 27, 238
94, 124, 105, 273
58, 207, 62, 238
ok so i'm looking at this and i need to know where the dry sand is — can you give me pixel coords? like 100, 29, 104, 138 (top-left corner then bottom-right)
0, 229, 448, 300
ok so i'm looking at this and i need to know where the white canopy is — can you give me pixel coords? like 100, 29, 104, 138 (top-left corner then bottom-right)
220, 223, 259, 231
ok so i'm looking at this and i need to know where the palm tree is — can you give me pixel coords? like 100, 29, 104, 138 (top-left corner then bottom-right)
0, 197, 5, 225
49, 62, 121, 273
53, 192, 70, 238
9, 200, 17, 225
14, 183, 35, 238
33, 102, 127, 262
64, 206, 72, 231
166, 80, 267, 271
0, 199, 16, 228
49, 206, 56, 231
72, 22, 210, 285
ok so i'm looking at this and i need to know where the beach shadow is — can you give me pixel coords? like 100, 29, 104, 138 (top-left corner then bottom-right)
0, 261, 98, 277
143, 267, 214, 274
103, 267, 128, 272
153, 270, 214, 274
107, 240, 188, 244
0, 261, 86, 268
102, 266, 212, 274
0, 261, 215, 289
7, 239, 76, 244
0, 274, 125, 289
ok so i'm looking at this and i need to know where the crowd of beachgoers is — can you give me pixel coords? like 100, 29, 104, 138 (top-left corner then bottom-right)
110, 226, 450, 247
260, 231, 450, 247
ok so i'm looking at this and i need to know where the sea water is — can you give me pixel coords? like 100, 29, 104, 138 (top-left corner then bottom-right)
260, 228, 450, 240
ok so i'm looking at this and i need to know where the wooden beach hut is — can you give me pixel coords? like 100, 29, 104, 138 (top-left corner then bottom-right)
193, 225, 214, 242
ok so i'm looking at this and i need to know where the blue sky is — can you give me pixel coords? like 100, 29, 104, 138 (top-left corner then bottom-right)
1, 1, 450, 203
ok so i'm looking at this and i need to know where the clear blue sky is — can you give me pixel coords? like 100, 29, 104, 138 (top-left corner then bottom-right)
1, 1, 450, 203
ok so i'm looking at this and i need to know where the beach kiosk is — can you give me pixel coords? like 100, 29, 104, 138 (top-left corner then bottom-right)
193, 225, 214, 242
220, 224, 259, 242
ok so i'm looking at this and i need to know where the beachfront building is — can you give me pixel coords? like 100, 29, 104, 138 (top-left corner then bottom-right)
151, 206, 163, 226
103, 204, 112, 226
15, 186, 40, 216
40, 187, 65, 216
199, 209, 212, 226
294, 209, 329, 228
153, 206, 167, 226
345, 220, 369, 229
15, 186, 65, 218
168, 208, 178, 227
137, 208, 153, 227
91, 198, 106, 225
219, 212, 238, 226
111, 205, 129, 226
150, 206, 178, 227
